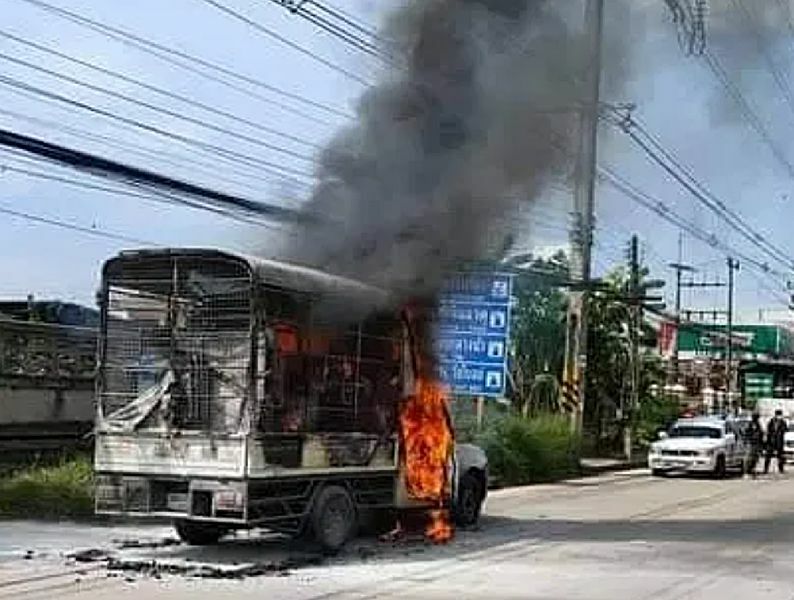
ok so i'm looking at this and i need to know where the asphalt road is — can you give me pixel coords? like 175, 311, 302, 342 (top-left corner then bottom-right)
3, 469, 794, 599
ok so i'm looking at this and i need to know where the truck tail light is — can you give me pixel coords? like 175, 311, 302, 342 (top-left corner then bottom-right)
215, 488, 244, 511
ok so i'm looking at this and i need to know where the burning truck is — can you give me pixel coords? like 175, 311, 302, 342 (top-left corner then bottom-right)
93, 248, 487, 551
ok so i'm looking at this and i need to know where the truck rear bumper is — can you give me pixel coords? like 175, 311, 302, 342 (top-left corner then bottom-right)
95, 474, 247, 525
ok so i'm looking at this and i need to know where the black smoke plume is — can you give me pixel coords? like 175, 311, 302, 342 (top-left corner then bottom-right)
285, 0, 590, 297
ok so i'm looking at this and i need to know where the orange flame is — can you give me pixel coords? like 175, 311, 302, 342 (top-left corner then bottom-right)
426, 509, 453, 544
400, 378, 453, 502
398, 307, 455, 544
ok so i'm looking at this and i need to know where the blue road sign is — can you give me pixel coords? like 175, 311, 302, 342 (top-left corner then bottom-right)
436, 272, 513, 398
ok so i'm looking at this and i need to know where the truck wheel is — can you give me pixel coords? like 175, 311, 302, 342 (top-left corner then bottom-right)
453, 472, 483, 527
714, 455, 727, 479
312, 485, 357, 554
174, 520, 227, 546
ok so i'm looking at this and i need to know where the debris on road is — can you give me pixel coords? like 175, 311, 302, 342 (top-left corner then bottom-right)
105, 554, 325, 580
67, 548, 113, 563
112, 537, 181, 550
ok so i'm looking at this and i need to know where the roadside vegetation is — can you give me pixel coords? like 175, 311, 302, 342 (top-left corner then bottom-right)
0, 454, 94, 519
453, 403, 580, 487
477, 413, 580, 486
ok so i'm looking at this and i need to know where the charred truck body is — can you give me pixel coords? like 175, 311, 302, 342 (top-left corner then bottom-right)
94, 248, 486, 550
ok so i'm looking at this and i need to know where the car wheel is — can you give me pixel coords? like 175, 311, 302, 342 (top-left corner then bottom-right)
714, 455, 727, 479
312, 485, 357, 555
651, 469, 665, 477
453, 472, 484, 527
174, 520, 228, 545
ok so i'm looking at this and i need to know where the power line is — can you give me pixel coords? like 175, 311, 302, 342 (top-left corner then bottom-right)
0, 155, 285, 230
16, 0, 351, 123
199, 0, 371, 86
603, 108, 794, 271
0, 127, 311, 225
731, 0, 794, 121
310, 1, 384, 42
0, 97, 311, 194
0, 203, 157, 246
598, 164, 787, 280
0, 51, 317, 164
628, 114, 793, 267
744, 268, 790, 307
265, 0, 393, 64
0, 151, 296, 233
703, 48, 794, 181
0, 75, 315, 182
0, 29, 321, 151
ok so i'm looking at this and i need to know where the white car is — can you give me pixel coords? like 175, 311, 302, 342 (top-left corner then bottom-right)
648, 417, 747, 478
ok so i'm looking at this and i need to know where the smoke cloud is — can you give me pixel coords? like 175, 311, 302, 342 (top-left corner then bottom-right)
284, 0, 597, 298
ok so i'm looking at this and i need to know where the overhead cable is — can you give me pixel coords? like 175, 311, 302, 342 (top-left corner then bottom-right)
16, 0, 351, 122
199, 0, 370, 85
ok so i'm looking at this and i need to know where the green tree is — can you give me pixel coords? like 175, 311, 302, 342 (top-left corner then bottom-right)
584, 266, 667, 455
505, 251, 569, 414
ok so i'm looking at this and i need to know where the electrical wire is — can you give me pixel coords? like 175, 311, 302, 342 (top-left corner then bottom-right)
703, 48, 794, 181
0, 126, 310, 226
0, 203, 157, 246
199, 0, 370, 85
603, 108, 794, 271
731, 0, 794, 122
598, 165, 787, 281
15, 0, 351, 123
0, 154, 296, 233
0, 95, 311, 194
310, 1, 384, 43
0, 29, 321, 152
628, 115, 793, 266
265, 0, 394, 65
0, 51, 317, 164
0, 75, 315, 181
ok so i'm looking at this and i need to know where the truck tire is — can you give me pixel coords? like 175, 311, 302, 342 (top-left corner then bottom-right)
714, 455, 727, 479
453, 471, 484, 527
174, 520, 227, 546
311, 485, 357, 554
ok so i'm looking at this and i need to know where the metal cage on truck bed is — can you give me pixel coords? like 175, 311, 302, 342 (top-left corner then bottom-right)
94, 248, 418, 534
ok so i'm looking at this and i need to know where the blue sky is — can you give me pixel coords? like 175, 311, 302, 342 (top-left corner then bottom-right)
1, 0, 793, 323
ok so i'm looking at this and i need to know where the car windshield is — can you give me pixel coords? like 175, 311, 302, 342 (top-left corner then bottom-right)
669, 426, 722, 439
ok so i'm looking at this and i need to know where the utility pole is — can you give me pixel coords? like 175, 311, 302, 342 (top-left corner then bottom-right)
668, 260, 696, 386
726, 257, 740, 411
678, 270, 729, 414
625, 235, 641, 460
562, 0, 604, 433
668, 232, 693, 386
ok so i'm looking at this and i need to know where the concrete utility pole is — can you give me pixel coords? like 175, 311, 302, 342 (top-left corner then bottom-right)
726, 257, 740, 410
563, 0, 605, 433
668, 233, 694, 386
625, 235, 641, 460
668, 261, 695, 385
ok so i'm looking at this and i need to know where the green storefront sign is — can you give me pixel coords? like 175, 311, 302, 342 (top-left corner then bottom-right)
677, 324, 794, 359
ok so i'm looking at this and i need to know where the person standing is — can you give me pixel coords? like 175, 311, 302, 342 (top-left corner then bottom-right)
764, 409, 788, 474
745, 412, 764, 478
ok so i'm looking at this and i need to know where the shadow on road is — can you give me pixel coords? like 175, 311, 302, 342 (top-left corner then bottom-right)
97, 508, 794, 578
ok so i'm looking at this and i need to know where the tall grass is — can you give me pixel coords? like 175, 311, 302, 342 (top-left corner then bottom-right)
0, 455, 94, 519
477, 413, 580, 486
